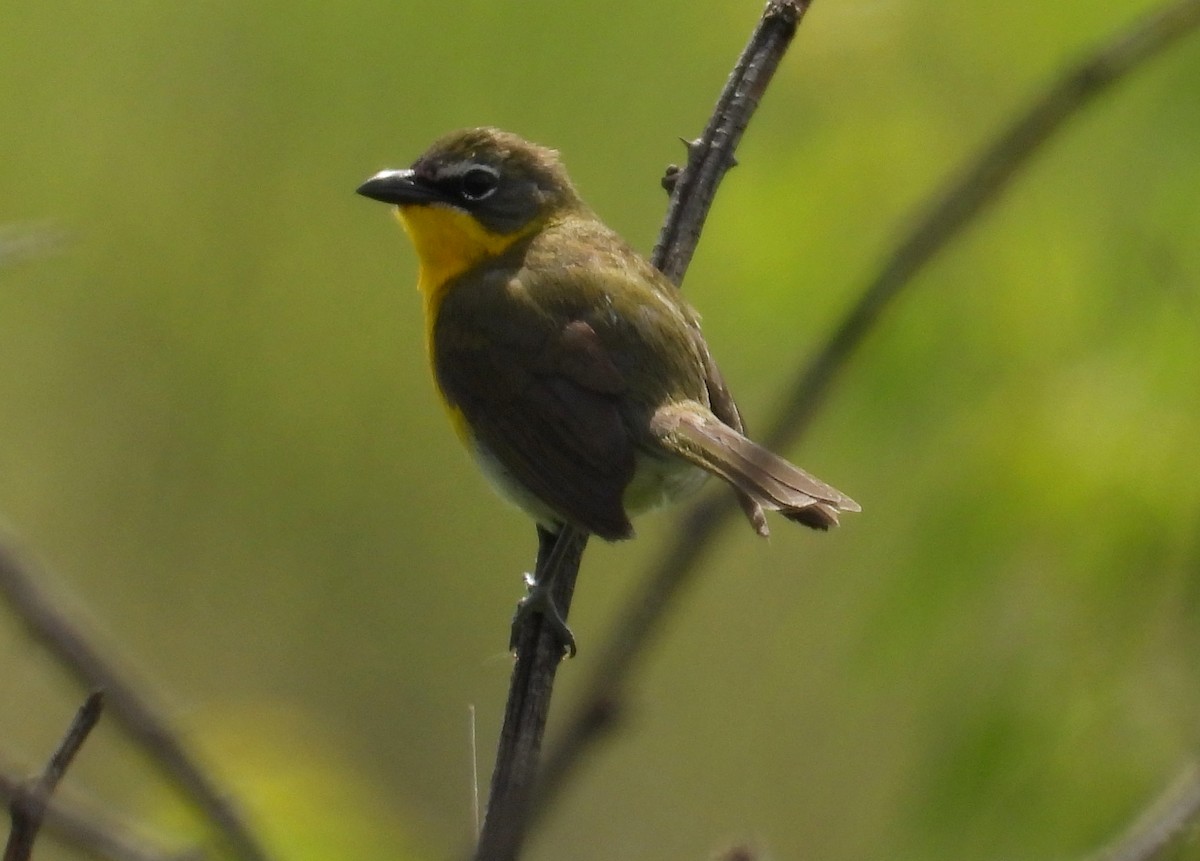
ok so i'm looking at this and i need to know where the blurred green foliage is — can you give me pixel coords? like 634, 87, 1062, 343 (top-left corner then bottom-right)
136, 705, 428, 861
2, 0, 1199, 859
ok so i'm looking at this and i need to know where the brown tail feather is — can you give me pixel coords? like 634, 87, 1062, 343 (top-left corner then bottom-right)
649, 401, 860, 532
695, 342, 770, 535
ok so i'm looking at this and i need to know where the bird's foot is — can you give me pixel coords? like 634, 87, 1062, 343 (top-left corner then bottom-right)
509, 571, 577, 659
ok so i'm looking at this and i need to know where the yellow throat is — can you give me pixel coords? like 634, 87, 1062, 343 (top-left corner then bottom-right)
393, 204, 530, 324
393, 202, 535, 446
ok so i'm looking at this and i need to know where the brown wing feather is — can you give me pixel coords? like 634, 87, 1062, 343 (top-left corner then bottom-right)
429, 220, 716, 541
434, 307, 637, 541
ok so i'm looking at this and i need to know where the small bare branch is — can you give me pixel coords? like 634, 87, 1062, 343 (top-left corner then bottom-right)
0, 764, 200, 861
4, 693, 104, 861
652, 0, 810, 283
0, 530, 271, 861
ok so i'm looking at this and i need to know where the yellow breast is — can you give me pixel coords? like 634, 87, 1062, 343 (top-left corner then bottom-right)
393, 204, 531, 447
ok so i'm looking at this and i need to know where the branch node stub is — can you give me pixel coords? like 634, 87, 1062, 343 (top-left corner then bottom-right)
680, 136, 706, 167
661, 137, 707, 195
661, 164, 682, 194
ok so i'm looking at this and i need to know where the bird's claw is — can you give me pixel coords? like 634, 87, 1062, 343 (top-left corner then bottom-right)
509, 575, 577, 659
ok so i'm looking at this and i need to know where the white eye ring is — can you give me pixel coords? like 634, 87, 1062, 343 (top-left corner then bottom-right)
459, 166, 500, 202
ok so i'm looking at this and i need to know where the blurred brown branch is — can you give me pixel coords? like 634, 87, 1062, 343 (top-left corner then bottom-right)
0, 530, 271, 861
716, 846, 759, 861
469, 3, 812, 861
0, 765, 197, 861
4, 692, 103, 861
1090, 764, 1200, 861
535, 0, 1200, 821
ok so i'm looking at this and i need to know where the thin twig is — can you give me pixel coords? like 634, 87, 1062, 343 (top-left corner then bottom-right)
1090, 764, 1200, 861
4, 693, 104, 861
469, 4, 811, 859
535, 0, 1200, 816
0, 766, 198, 861
652, 0, 809, 282
0, 531, 271, 861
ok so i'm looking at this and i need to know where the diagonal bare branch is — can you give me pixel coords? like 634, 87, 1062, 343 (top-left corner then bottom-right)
1089, 764, 1200, 861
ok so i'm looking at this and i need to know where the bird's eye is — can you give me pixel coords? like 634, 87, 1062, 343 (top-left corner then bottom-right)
458, 166, 499, 202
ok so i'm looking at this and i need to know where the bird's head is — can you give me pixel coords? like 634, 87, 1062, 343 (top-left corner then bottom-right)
358, 127, 583, 257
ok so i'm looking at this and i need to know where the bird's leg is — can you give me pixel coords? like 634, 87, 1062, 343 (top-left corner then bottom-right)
509, 524, 580, 658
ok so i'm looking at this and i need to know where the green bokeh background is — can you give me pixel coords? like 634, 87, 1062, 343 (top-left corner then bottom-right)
3, 0, 1199, 859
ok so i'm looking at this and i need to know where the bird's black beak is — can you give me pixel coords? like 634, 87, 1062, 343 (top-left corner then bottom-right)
356, 169, 444, 206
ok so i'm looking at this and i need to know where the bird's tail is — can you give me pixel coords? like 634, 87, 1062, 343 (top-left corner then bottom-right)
649, 401, 860, 533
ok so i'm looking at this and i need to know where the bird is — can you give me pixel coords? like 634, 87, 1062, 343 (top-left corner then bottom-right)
357, 127, 858, 648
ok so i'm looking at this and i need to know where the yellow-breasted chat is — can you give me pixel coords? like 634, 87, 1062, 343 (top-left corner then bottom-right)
358, 128, 858, 646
